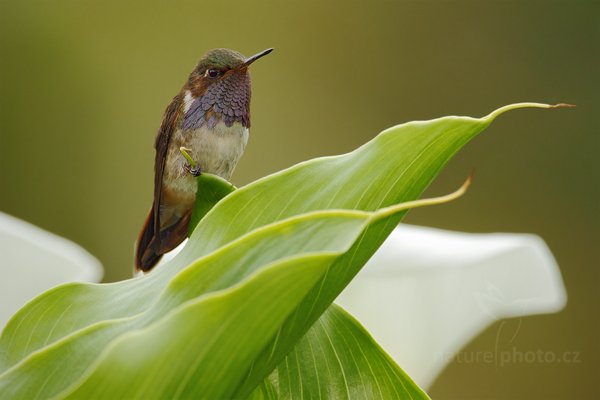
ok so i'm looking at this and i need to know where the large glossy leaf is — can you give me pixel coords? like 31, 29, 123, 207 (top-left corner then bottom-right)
0, 103, 563, 398
0, 187, 448, 398
60, 257, 333, 399
251, 304, 429, 400
229, 103, 566, 396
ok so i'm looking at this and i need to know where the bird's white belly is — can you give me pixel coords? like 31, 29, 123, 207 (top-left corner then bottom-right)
163, 121, 248, 199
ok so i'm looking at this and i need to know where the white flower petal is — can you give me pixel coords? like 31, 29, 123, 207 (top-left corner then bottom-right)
0, 212, 103, 328
336, 224, 567, 389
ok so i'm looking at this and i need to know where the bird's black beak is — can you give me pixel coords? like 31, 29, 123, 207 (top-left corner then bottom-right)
243, 48, 273, 67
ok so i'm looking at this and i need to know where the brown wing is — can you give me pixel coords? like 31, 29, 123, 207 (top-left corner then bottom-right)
153, 94, 183, 235
135, 94, 183, 271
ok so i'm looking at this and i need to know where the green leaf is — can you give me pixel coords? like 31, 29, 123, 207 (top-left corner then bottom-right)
0, 103, 563, 398
188, 173, 236, 234
230, 103, 565, 396
60, 256, 335, 399
0, 194, 440, 398
252, 304, 429, 400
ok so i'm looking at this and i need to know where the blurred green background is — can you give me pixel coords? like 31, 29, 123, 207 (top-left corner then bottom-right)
0, 0, 597, 398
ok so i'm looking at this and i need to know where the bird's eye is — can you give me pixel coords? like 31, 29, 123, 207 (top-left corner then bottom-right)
207, 69, 220, 78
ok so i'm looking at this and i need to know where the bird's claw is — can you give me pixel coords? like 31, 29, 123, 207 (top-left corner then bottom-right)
184, 162, 202, 177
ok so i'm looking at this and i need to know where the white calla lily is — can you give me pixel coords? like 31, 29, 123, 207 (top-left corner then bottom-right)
336, 224, 567, 389
0, 212, 103, 329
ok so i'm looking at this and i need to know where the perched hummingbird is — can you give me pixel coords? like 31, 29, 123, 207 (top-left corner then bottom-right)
135, 48, 273, 272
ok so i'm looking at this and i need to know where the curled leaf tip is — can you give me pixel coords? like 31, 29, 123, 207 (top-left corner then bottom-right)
484, 102, 574, 122
374, 173, 472, 220
550, 103, 576, 109
179, 146, 196, 168
447, 171, 473, 201
463, 169, 474, 192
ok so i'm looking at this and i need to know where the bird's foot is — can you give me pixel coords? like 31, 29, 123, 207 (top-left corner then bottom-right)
184, 162, 202, 177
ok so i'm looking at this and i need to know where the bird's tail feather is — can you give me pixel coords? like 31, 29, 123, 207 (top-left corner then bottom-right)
135, 204, 191, 272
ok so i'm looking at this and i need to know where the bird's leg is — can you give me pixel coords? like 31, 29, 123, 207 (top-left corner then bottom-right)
179, 146, 201, 177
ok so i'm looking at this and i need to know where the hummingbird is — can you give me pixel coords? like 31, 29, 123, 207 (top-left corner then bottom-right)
135, 48, 273, 272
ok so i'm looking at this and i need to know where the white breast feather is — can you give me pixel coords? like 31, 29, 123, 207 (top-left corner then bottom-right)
183, 90, 194, 113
